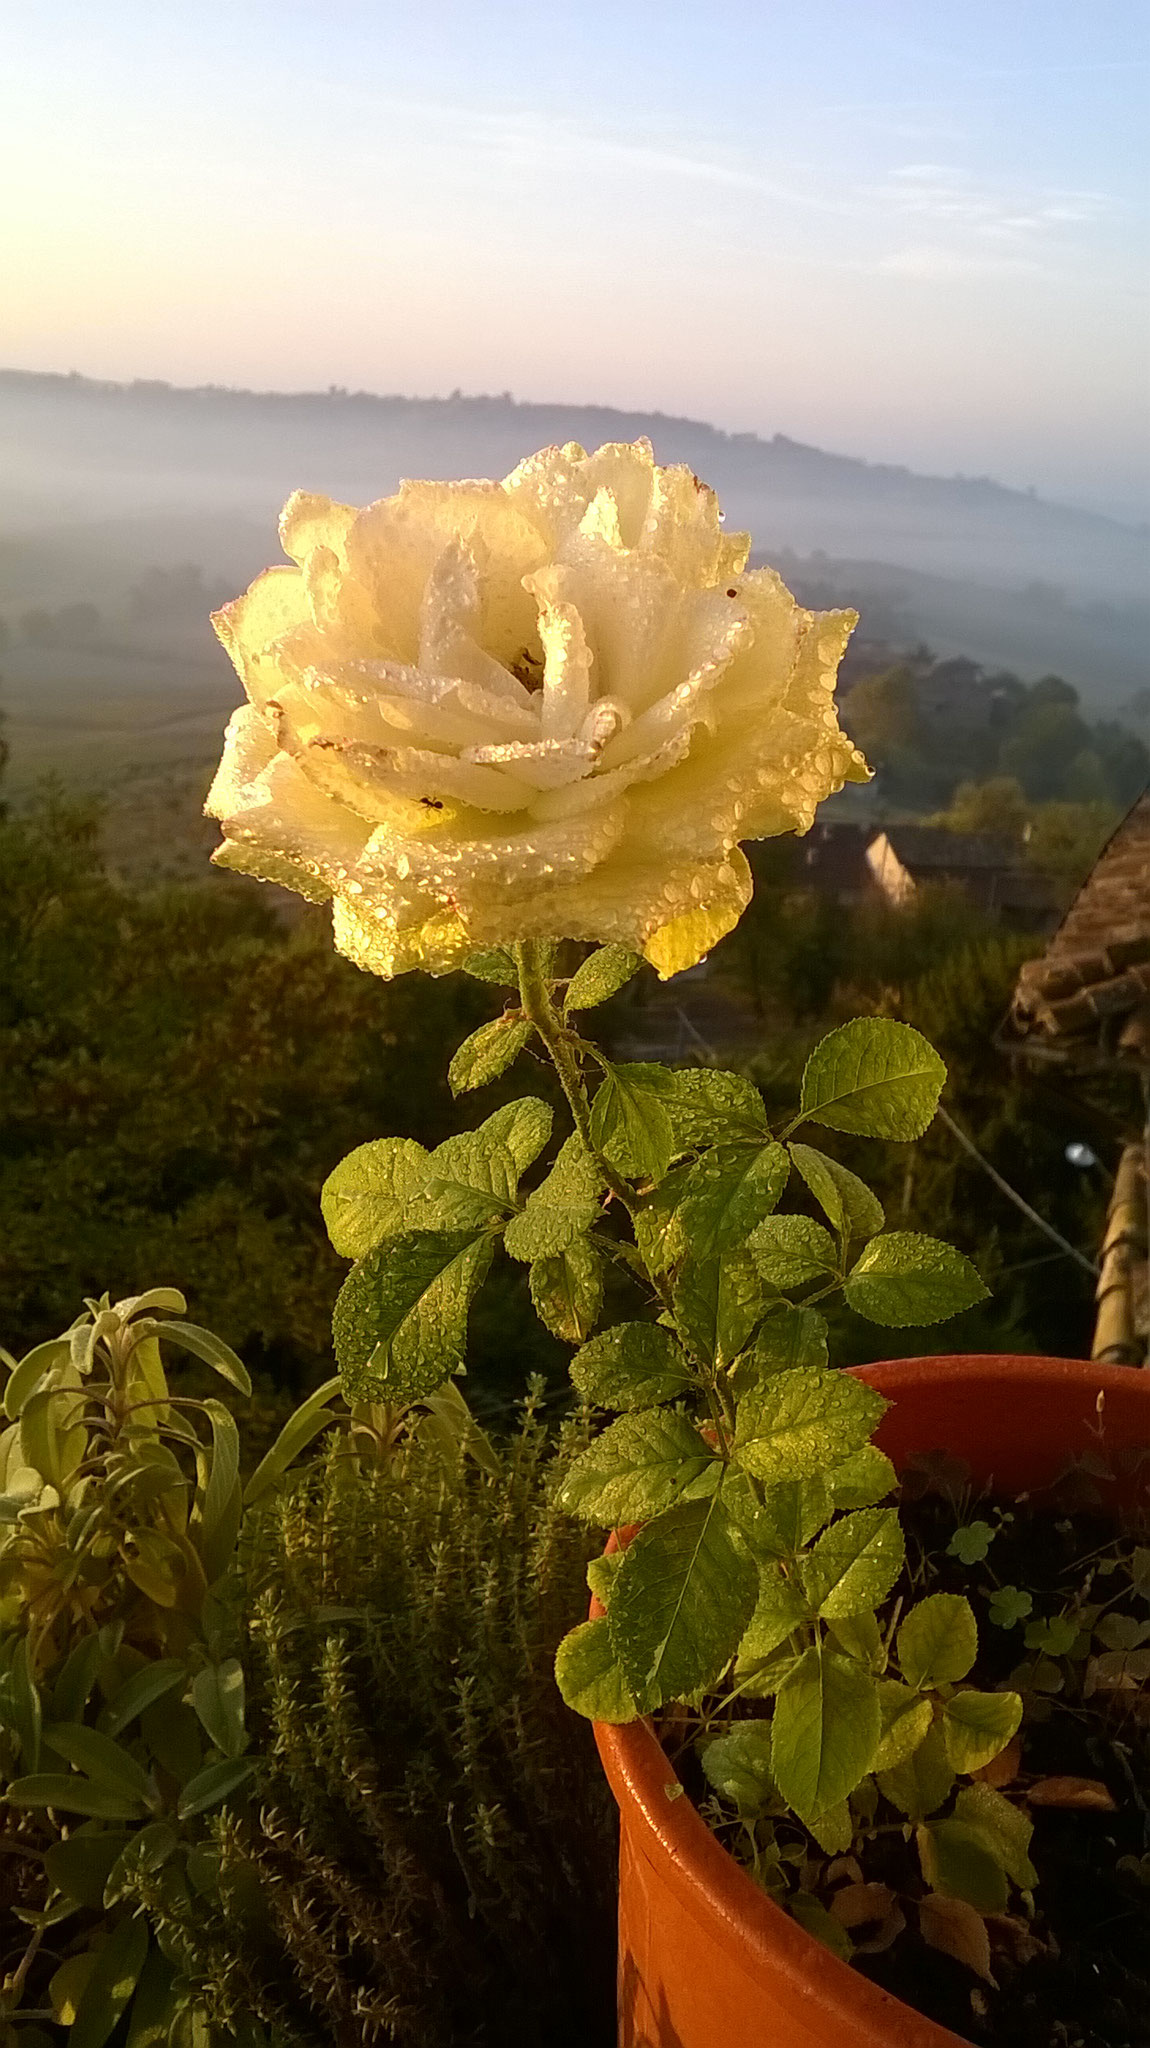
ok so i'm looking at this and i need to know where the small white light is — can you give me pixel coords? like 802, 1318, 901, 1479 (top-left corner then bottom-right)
1065, 1142, 1098, 1169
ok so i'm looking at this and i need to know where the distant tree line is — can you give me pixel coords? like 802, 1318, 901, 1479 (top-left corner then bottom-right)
7, 564, 235, 651
843, 655, 1149, 814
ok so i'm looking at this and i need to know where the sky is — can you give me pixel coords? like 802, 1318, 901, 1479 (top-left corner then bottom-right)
2, 1, 1149, 520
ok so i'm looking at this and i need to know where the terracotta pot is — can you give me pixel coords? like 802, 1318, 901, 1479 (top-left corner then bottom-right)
593, 1354, 1150, 2048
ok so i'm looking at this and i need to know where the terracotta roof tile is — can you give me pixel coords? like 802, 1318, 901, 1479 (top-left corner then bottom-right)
1008, 788, 1150, 1062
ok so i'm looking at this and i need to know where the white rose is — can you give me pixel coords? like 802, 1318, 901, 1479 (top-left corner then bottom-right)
206, 438, 867, 977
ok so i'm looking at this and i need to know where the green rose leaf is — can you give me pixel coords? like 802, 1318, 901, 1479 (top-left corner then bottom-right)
323, 1102, 555, 1256
953, 1783, 1037, 1889
771, 1645, 881, 1823
826, 1444, 897, 1510
673, 1246, 766, 1369
788, 1144, 885, 1243
608, 1496, 757, 1712
569, 1323, 694, 1411
797, 1019, 947, 1142
736, 1563, 810, 1663
565, 945, 642, 1012
662, 1069, 770, 1151
332, 1229, 494, 1401
827, 1609, 884, 1670
748, 1215, 839, 1291
736, 1305, 829, 1380
412, 1099, 553, 1227
701, 1722, 776, 1817
917, 1818, 1008, 1915
462, 947, 518, 984
878, 1721, 956, 1820
728, 1473, 832, 1560
504, 1134, 602, 1261
529, 1238, 604, 1344
801, 1507, 905, 1621
632, 1162, 694, 1276
733, 1369, 888, 1486
321, 1137, 432, 1258
447, 1014, 533, 1095
554, 1617, 638, 1723
897, 1593, 979, 1690
590, 1062, 675, 1184
586, 1549, 624, 1607
844, 1233, 988, 1327
676, 1143, 790, 1261
873, 1680, 934, 1772
942, 1690, 1023, 1775
558, 1410, 717, 1526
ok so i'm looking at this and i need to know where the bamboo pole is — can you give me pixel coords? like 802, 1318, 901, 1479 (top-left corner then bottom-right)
1092, 1140, 1149, 1365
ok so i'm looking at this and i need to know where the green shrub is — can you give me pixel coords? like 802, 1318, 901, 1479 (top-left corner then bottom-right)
0, 1290, 258, 2043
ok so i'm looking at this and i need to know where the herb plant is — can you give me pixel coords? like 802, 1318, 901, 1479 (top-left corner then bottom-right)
0, 1290, 258, 2043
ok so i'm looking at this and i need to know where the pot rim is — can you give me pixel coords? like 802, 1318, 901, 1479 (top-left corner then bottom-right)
593, 1352, 1150, 2048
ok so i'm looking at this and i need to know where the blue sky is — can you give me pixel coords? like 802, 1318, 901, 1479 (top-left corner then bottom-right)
3, 1, 1148, 516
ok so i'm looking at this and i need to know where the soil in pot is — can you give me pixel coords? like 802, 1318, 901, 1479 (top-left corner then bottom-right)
671, 1449, 1150, 2048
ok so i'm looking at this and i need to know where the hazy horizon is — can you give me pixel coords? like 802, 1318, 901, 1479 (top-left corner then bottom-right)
3, 2, 1148, 524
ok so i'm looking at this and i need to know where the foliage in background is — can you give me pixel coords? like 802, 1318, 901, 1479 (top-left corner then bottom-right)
0, 1292, 258, 2044
842, 659, 1148, 818
0, 786, 509, 1396
134, 1395, 615, 2048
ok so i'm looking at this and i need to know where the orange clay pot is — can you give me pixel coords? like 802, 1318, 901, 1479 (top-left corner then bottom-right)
593, 1353, 1150, 2048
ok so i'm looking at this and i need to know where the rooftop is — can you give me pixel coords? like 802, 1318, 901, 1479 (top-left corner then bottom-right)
1008, 788, 1150, 1064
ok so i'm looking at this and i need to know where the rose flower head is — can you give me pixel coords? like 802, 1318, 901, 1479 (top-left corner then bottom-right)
206, 439, 867, 977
